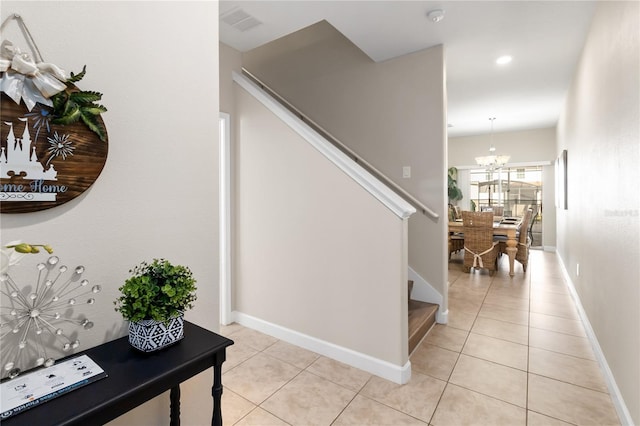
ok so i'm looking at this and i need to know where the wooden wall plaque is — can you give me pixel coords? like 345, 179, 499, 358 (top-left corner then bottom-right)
0, 93, 108, 213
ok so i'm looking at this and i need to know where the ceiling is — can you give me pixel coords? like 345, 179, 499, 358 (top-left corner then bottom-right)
219, 1, 597, 138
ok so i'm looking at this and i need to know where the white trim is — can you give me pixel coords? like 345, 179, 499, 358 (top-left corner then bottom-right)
219, 113, 232, 326
233, 71, 416, 220
543, 245, 557, 252
232, 311, 412, 384
407, 266, 447, 324
556, 253, 634, 426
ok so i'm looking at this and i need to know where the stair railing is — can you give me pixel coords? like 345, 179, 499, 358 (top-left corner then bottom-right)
241, 68, 439, 221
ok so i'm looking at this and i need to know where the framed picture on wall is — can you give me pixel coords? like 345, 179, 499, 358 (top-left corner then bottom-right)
555, 149, 568, 210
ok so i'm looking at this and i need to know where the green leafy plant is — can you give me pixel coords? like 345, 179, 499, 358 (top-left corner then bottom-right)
50, 66, 108, 141
114, 259, 197, 323
448, 167, 463, 203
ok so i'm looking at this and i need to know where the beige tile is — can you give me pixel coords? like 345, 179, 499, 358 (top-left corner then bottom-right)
478, 303, 529, 326
452, 274, 493, 291
530, 288, 574, 305
483, 293, 530, 311
263, 340, 320, 370
529, 327, 595, 360
528, 374, 620, 425
471, 316, 529, 345
530, 299, 580, 320
261, 371, 355, 426
361, 372, 446, 423
234, 407, 290, 426
462, 333, 528, 370
529, 347, 608, 392
529, 312, 586, 337
410, 343, 459, 381
223, 342, 259, 372
333, 395, 428, 425
423, 324, 469, 352
220, 389, 256, 425
448, 296, 483, 316
530, 279, 569, 295
219, 322, 245, 337
449, 284, 488, 301
431, 384, 526, 426
306, 356, 371, 392
223, 352, 301, 404
446, 309, 477, 331
487, 283, 530, 300
229, 328, 279, 351
527, 410, 574, 426
449, 354, 527, 407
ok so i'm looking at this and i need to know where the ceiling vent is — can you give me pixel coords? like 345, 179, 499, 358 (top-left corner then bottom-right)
220, 7, 262, 32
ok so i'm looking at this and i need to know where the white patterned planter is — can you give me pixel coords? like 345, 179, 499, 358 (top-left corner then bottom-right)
128, 314, 184, 352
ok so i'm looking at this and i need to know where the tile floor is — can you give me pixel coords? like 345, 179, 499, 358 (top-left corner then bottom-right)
218, 250, 621, 425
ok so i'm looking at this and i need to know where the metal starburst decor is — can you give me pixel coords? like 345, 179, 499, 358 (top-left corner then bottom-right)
0, 255, 100, 380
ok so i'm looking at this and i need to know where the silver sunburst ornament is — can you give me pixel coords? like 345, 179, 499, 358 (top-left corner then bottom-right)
0, 243, 100, 380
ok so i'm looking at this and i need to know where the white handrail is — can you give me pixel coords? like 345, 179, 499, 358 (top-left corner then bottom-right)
234, 71, 418, 220
240, 68, 439, 221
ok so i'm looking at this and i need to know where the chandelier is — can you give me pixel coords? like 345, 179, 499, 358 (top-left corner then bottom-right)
475, 117, 510, 169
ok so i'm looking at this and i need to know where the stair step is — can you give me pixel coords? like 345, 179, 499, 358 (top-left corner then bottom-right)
408, 300, 438, 354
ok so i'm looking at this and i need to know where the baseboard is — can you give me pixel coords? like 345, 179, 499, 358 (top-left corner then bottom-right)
543, 245, 557, 252
556, 253, 634, 426
231, 311, 411, 385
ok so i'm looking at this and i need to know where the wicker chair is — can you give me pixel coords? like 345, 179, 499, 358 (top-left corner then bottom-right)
491, 206, 504, 217
449, 232, 465, 260
462, 211, 500, 275
500, 209, 533, 272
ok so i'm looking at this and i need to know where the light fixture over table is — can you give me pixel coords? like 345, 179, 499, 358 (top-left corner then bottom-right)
475, 117, 510, 169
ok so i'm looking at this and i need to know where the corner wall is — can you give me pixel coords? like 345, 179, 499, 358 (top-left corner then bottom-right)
1, 2, 219, 424
242, 20, 447, 304
556, 2, 639, 423
233, 84, 409, 369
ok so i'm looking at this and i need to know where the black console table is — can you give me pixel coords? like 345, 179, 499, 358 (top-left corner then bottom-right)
2, 321, 234, 426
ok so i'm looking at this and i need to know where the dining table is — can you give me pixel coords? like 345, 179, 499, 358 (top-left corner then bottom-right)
448, 217, 522, 277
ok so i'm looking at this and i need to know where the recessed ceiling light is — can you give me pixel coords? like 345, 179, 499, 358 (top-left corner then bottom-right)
496, 55, 513, 65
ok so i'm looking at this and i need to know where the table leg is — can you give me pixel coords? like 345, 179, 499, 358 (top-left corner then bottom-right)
211, 350, 226, 426
506, 233, 517, 277
170, 385, 181, 426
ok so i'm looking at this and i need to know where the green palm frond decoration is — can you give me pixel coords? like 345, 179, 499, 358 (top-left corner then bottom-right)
50, 66, 108, 141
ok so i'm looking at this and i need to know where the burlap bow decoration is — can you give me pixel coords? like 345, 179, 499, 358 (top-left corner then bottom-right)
0, 39, 69, 111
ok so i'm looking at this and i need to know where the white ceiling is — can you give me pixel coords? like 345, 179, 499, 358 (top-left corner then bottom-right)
220, 1, 597, 137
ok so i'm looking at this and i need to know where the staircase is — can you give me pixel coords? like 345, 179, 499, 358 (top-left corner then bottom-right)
408, 280, 438, 353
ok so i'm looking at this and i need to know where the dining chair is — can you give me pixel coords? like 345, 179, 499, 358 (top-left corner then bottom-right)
449, 232, 465, 260
500, 208, 533, 272
491, 206, 504, 216
462, 211, 500, 275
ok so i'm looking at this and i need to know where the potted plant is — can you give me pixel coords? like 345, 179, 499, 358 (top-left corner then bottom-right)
114, 259, 197, 352
448, 167, 463, 204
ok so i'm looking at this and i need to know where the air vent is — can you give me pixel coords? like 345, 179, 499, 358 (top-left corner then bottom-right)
220, 7, 262, 32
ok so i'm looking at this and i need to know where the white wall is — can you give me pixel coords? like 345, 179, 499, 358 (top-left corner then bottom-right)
556, 1, 639, 424
233, 85, 409, 367
220, 43, 243, 116
449, 127, 556, 166
242, 20, 447, 307
449, 127, 557, 248
1, 2, 219, 424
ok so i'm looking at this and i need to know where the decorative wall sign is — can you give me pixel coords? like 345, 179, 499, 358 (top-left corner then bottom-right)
0, 94, 108, 213
0, 14, 108, 213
